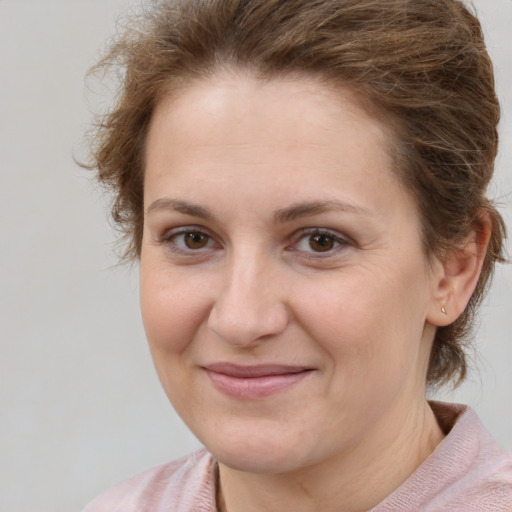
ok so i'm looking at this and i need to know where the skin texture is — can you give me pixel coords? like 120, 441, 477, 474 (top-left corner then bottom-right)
139, 73, 488, 512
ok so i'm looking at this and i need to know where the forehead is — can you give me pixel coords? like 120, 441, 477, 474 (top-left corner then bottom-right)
143, 72, 412, 219
147, 72, 392, 169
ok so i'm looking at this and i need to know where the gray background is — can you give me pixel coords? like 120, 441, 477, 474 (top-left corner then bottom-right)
0, 1, 510, 510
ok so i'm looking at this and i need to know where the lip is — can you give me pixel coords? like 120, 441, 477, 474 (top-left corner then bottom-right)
203, 363, 314, 399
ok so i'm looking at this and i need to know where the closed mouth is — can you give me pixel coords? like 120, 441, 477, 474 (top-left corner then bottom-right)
202, 363, 314, 399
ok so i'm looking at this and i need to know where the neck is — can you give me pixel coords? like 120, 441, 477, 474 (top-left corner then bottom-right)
216, 399, 444, 512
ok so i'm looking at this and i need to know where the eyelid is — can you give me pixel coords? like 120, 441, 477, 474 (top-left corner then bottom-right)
158, 225, 221, 253
155, 225, 353, 259
288, 227, 353, 257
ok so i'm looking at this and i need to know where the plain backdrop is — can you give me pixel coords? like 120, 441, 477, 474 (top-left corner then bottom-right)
0, 1, 511, 510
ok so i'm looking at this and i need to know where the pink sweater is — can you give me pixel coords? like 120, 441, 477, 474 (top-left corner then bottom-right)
83, 403, 512, 511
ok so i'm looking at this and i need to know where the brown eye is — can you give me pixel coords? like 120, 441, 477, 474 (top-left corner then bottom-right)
184, 232, 210, 249
292, 229, 349, 257
309, 233, 336, 252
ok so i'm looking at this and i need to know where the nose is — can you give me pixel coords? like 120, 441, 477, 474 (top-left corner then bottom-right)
207, 252, 289, 347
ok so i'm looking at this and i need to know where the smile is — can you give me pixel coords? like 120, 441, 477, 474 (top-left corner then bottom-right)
203, 363, 314, 399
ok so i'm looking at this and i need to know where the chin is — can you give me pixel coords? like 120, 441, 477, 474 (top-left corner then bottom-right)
198, 421, 317, 474
213, 445, 303, 474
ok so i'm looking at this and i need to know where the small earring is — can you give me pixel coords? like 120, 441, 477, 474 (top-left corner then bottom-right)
441, 306, 447, 315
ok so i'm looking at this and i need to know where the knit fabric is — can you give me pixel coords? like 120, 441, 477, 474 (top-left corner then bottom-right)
83, 403, 512, 511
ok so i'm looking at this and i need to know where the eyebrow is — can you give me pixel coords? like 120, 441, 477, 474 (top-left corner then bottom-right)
274, 200, 371, 223
146, 198, 214, 220
147, 197, 370, 223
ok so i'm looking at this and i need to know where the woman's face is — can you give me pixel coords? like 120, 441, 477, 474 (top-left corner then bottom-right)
140, 73, 443, 473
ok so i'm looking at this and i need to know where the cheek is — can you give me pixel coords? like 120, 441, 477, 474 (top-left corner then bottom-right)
139, 263, 208, 357
139, 264, 213, 415
291, 265, 428, 378
290, 278, 379, 373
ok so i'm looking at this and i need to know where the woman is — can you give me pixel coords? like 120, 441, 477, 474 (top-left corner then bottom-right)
83, 0, 512, 510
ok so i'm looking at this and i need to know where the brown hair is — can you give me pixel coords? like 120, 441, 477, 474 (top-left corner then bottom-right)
86, 0, 507, 387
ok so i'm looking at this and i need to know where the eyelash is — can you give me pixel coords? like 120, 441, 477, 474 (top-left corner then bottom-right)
158, 226, 352, 259
288, 228, 352, 258
159, 227, 219, 255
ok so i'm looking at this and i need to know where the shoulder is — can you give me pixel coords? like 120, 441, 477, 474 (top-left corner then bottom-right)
437, 403, 512, 511
82, 448, 217, 512
374, 402, 512, 512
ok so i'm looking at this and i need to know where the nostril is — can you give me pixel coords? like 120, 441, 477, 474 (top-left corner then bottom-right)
207, 298, 289, 347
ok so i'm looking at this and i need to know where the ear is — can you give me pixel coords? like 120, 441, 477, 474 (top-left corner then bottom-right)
427, 212, 492, 327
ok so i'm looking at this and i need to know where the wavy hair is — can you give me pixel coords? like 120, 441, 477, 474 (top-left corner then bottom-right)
85, 0, 507, 387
